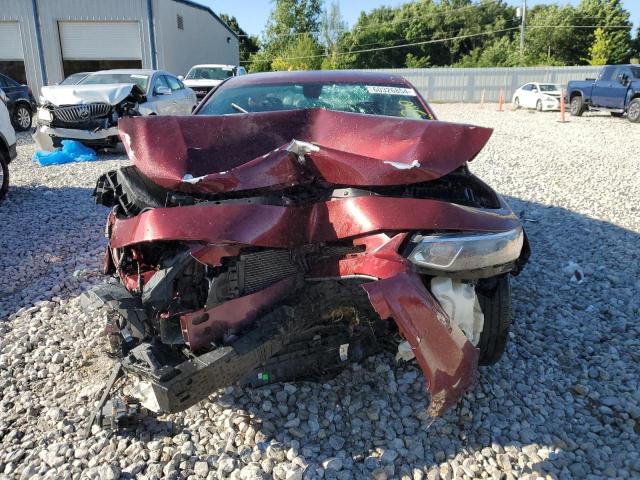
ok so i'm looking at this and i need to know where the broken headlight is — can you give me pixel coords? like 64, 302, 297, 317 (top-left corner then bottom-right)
407, 227, 523, 272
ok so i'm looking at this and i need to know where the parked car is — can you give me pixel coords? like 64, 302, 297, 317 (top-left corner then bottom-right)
33, 69, 197, 151
512, 82, 562, 111
0, 73, 37, 131
59, 72, 91, 85
181, 64, 247, 100
0, 94, 17, 201
567, 64, 640, 122
86, 70, 529, 417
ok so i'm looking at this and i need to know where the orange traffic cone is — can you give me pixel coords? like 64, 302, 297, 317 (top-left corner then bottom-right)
559, 90, 567, 123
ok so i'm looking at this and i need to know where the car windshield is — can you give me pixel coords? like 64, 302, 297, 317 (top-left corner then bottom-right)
60, 73, 88, 85
198, 82, 432, 120
630, 66, 640, 78
539, 84, 559, 92
186, 67, 235, 81
79, 73, 149, 91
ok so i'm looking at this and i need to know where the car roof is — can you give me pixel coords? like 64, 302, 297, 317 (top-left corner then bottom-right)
223, 70, 414, 87
89, 69, 167, 76
190, 64, 236, 68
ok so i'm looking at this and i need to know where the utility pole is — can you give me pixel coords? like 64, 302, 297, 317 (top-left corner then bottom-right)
519, 0, 527, 56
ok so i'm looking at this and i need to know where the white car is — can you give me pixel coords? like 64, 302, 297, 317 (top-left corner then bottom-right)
0, 91, 17, 201
181, 64, 247, 100
34, 69, 197, 151
512, 82, 562, 111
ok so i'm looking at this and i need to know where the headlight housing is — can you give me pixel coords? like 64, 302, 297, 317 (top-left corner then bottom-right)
407, 227, 524, 272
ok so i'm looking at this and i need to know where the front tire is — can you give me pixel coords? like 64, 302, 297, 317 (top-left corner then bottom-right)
476, 276, 512, 365
570, 95, 585, 117
536, 99, 542, 112
627, 98, 640, 123
514, 97, 520, 109
0, 151, 9, 202
12, 104, 32, 131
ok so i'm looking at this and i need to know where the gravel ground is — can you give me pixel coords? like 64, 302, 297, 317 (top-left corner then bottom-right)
0, 105, 638, 480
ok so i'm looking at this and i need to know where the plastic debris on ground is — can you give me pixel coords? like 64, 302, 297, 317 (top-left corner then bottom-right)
562, 260, 584, 284
32, 140, 97, 166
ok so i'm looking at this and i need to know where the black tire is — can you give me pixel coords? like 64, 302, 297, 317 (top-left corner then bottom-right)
476, 276, 512, 365
0, 152, 9, 202
610, 112, 624, 118
628, 98, 640, 123
570, 95, 585, 117
12, 103, 32, 131
536, 99, 542, 112
513, 97, 520, 109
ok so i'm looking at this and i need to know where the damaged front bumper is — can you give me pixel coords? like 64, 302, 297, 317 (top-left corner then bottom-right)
33, 124, 120, 151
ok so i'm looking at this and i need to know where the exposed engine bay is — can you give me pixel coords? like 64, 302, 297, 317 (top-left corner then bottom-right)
85, 109, 529, 417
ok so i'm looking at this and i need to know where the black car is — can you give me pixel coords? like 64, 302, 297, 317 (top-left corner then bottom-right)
0, 73, 37, 131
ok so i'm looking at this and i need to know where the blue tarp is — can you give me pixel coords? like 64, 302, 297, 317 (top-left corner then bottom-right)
33, 140, 97, 166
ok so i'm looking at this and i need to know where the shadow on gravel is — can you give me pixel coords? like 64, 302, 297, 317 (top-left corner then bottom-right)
0, 185, 106, 317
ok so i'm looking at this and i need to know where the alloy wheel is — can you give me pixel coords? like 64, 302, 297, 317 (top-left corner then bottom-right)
17, 106, 31, 129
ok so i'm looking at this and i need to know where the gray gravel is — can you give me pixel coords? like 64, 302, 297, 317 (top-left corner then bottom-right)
1, 105, 639, 479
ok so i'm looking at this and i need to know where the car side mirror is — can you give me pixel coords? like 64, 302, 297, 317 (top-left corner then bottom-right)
155, 85, 171, 96
617, 73, 628, 85
178, 75, 184, 81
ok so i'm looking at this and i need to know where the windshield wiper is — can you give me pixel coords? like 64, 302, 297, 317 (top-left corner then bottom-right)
231, 103, 248, 114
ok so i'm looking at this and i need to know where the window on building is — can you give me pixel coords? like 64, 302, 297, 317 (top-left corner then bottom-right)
177, 14, 184, 30
0, 61, 27, 84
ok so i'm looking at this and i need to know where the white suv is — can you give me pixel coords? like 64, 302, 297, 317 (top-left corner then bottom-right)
181, 64, 247, 100
0, 89, 17, 201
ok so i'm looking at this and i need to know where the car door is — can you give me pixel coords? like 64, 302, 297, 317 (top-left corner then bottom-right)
164, 75, 194, 114
608, 66, 630, 109
146, 74, 173, 115
519, 84, 532, 108
591, 66, 615, 108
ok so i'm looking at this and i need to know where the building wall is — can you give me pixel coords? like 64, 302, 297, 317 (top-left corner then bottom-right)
364, 66, 604, 103
154, 0, 239, 77
36, 0, 154, 89
0, 0, 43, 94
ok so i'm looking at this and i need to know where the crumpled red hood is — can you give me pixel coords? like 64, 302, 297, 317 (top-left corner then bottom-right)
118, 109, 492, 194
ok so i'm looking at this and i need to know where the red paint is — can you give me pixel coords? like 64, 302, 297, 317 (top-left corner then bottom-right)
180, 276, 298, 350
118, 109, 492, 194
364, 272, 479, 416
110, 197, 519, 249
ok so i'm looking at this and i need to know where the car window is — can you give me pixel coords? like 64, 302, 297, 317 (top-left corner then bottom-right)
539, 84, 557, 92
186, 66, 235, 80
80, 73, 150, 91
60, 73, 87, 85
611, 67, 628, 83
236, 67, 247, 76
630, 66, 640, 79
521, 84, 531, 91
152, 75, 170, 94
198, 82, 432, 120
599, 66, 616, 82
165, 75, 183, 91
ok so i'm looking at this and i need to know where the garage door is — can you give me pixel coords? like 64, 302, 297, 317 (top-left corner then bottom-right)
0, 22, 27, 84
0, 22, 24, 60
58, 21, 142, 60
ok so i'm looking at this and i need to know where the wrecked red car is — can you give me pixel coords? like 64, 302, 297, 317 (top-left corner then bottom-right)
86, 71, 529, 417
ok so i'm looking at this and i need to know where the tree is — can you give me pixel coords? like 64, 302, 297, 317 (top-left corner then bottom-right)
253, 0, 324, 72
575, 0, 632, 64
320, 1, 346, 69
588, 27, 614, 64
271, 34, 323, 71
219, 14, 260, 66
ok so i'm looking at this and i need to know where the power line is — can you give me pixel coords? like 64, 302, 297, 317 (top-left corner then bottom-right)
240, 26, 520, 64
527, 24, 632, 29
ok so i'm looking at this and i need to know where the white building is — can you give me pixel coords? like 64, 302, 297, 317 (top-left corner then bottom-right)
0, 0, 239, 97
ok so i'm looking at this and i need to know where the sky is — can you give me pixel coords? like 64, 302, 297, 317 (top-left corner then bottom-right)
202, 0, 639, 37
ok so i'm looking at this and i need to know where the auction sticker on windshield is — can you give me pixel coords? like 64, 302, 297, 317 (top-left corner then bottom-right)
366, 86, 417, 96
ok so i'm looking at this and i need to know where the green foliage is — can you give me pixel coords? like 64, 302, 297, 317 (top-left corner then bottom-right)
271, 34, 323, 71
588, 27, 614, 65
246, 0, 635, 70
